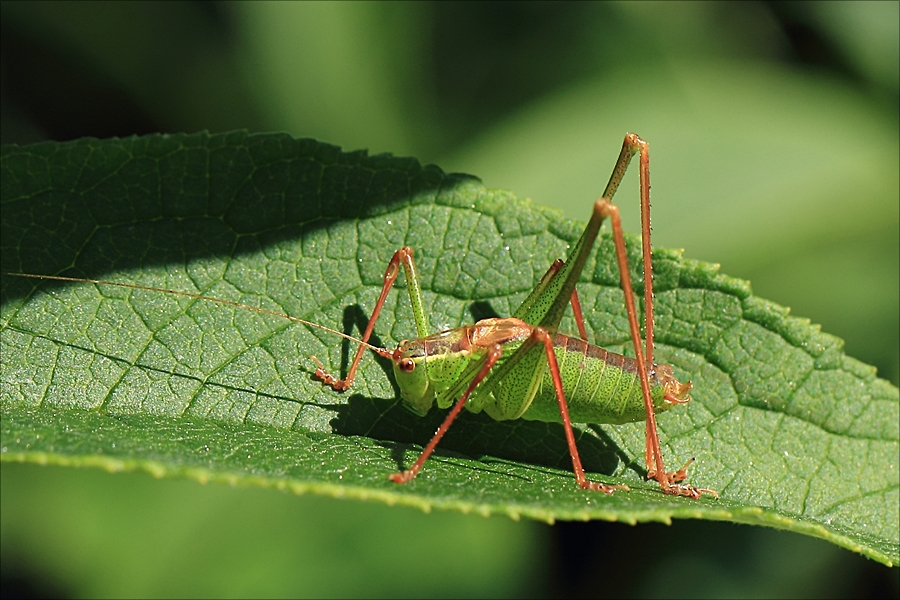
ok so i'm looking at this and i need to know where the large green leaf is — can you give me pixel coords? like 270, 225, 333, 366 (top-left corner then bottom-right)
1, 132, 897, 566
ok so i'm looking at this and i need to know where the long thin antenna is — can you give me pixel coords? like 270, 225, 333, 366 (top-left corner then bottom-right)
2, 272, 392, 357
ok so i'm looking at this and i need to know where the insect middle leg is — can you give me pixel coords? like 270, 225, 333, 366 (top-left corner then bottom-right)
389, 344, 503, 483
388, 324, 629, 493
531, 326, 630, 493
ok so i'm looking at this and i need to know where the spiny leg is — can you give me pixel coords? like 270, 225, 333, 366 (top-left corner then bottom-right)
598, 197, 716, 499
315, 246, 428, 391
390, 344, 503, 483
600, 133, 655, 362
633, 135, 655, 364
597, 133, 721, 497
598, 135, 668, 486
532, 326, 628, 494
599, 199, 669, 490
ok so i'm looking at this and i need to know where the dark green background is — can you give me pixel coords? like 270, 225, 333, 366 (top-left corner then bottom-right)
1, 2, 897, 598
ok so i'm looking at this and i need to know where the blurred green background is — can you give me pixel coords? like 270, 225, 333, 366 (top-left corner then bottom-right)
1, 1, 897, 597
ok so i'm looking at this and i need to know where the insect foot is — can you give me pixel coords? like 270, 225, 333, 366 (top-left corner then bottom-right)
389, 471, 416, 484
650, 458, 719, 498
310, 356, 351, 391
580, 480, 631, 494
669, 457, 695, 483
665, 484, 720, 500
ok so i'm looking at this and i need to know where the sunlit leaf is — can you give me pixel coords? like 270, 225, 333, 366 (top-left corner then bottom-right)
2, 132, 897, 566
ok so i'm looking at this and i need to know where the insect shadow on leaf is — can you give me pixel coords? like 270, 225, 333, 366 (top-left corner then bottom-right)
331, 391, 625, 478
337, 303, 397, 392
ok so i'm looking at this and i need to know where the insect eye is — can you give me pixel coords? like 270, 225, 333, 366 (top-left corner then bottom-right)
399, 358, 415, 372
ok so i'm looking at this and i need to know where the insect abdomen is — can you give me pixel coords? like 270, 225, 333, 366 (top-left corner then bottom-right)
522, 334, 671, 425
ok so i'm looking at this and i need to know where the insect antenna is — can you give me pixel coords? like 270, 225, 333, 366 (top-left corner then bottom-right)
2, 272, 392, 357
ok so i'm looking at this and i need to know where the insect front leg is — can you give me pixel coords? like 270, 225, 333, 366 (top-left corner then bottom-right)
389, 344, 504, 484
314, 246, 430, 390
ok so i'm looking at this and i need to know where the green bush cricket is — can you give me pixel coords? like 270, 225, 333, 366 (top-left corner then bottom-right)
4, 133, 717, 499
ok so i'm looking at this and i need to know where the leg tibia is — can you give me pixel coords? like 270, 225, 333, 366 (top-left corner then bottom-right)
315, 246, 428, 391
533, 326, 628, 494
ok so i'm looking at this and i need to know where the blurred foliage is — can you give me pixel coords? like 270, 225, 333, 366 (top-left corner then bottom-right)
0, 1, 897, 598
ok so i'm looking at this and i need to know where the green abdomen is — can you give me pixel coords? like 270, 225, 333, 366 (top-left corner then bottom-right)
522, 334, 670, 424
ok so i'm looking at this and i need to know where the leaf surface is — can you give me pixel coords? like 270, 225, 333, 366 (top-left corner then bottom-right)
1, 132, 897, 566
